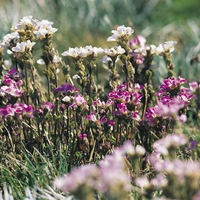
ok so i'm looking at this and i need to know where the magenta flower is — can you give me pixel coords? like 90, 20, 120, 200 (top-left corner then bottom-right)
5, 68, 23, 80
13, 103, 34, 118
0, 103, 34, 118
55, 83, 79, 94
156, 76, 187, 98
43, 102, 54, 111
132, 111, 141, 121
115, 103, 128, 115
69, 94, 88, 109
78, 133, 87, 140
108, 90, 130, 103
85, 112, 97, 122
130, 35, 146, 49
0, 78, 23, 97
0, 104, 15, 118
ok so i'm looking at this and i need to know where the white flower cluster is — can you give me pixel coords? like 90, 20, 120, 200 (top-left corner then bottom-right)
62, 45, 126, 59
0, 16, 58, 52
62, 46, 104, 58
10, 40, 36, 53
107, 25, 134, 42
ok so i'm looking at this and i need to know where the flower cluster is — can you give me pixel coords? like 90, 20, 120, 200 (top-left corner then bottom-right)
55, 141, 145, 199
0, 103, 34, 119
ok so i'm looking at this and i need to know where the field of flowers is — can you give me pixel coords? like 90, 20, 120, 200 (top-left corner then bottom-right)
0, 14, 200, 200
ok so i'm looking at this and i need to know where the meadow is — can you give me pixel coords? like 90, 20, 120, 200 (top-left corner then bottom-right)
0, 0, 200, 199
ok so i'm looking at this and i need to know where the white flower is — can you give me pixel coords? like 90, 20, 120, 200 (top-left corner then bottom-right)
72, 74, 81, 79
163, 41, 177, 52
93, 47, 104, 57
156, 41, 177, 55
135, 145, 146, 155
135, 177, 150, 189
34, 20, 57, 39
62, 96, 71, 102
62, 47, 80, 58
107, 25, 134, 42
1, 32, 19, 47
37, 59, 45, 65
53, 55, 62, 63
13, 16, 35, 30
12, 40, 35, 53
104, 45, 125, 57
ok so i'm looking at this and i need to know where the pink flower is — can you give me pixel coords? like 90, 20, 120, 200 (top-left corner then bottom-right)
69, 94, 88, 109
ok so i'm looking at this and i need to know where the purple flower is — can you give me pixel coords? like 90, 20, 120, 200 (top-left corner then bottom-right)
55, 83, 79, 94
107, 119, 115, 126
189, 140, 198, 149
0, 104, 15, 118
0, 78, 23, 97
130, 35, 146, 49
78, 133, 87, 140
132, 111, 141, 121
115, 103, 128, 115
153, 133, 188, 155
98, 115, 107, 124
108, 90, 130, 103
69, 94, 88, 109
0, 103, 34, 118
85, 112, 97, 122
44, 101, 54, 111
13, 103, 34, 118
5, 67, 23, 80
156, 76, 187, 98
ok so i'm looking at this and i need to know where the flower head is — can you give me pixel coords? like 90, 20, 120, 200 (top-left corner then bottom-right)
107, 25, 134, 42
104, 45, 125, 57
12, 40, 35, 53
55, 83, 79, 94
34, 19, 57, 39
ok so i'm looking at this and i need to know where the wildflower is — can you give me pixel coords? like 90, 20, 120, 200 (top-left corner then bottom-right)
34, 19, 58, 40
72, 74, 81, 80
156, 41, 177, 55
130, 35, 146, 49
115, 103, 128, 115
13, 103, 34, 118
135, 176, 150, 189
153, 133, 188, 155
0, 78, 23, 97
37, 58, 45, 65
0, 104, 15, 118
107, 25, 134, 42
79, 45, 104, 58
108, 90, 130, 103
62, 96, 71, 103
104, 45, 125, 57
69, 94, 88, 109
43, 102, 54, 111
55, 83, 79, 94
85, 112, 97, 122
13, 15, 35, 30
5, 68, 23, 80
53, 55, 62, 63
189, 140, 198, 150
12, 40, 36, 53
150, 174, 167, 188
62, 47, 81, 58
54, 164, 99, 192
132, 111, 141, 121
189, 81, 199, 92
135, 145, 146, 155
1, 32, 19, 47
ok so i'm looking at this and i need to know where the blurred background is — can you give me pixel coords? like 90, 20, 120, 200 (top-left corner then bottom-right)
0, 0, 200, 81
